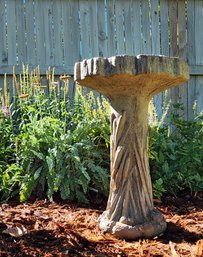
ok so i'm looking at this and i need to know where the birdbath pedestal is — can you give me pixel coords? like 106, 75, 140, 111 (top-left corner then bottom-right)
74, 55, 189, 240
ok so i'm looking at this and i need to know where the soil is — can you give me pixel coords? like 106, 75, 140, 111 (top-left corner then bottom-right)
0, 193, 202, 257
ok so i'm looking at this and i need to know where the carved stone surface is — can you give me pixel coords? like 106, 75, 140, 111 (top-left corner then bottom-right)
74, 55, 189, 240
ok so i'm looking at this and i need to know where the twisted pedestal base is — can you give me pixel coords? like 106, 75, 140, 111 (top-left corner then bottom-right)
100, 208, 166, 240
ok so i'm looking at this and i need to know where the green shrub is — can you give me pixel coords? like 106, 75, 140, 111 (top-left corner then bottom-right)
0, 69, 110, 203
18, 113, 110, 203
1, 68, 203, 203
149, 105, 203, 197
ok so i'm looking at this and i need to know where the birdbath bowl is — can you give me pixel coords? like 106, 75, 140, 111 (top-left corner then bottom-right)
74, 55, 189, 240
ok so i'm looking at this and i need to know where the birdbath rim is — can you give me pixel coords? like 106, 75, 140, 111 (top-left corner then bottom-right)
74, 54, 189, 98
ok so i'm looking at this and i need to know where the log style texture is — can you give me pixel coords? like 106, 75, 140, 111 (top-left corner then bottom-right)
75, 55, 189, 239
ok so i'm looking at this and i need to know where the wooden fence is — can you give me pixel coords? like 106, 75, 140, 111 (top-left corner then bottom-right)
0, 0, 203, 118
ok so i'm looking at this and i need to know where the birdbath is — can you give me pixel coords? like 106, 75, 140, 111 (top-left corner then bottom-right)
74, 55, 189, 240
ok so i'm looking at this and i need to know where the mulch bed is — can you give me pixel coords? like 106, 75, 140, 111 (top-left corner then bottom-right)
0, 193, 202, 257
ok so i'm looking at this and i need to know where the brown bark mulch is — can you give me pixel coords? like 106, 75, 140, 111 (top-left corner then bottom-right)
0, 193, 202, 257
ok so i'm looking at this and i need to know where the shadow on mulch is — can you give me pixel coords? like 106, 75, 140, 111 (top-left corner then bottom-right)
159, 221, 202, 244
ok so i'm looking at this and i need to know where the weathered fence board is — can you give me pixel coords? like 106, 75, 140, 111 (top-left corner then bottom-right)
62, 0, 72, 66
34, 0, 46, 66
0, 0, 7, 66
150, 0, 162, 117
141, 0, 151, 54
0, 0, 203, 119
15, 0, 25, 64
97, 0, 108, 57
151, 0, 160, 55
89, 0, 99, 57
160, 0, 169, 56
193, 0, 203, 115
25, 1, 36, 65
52, 1, 63, 66
131, 0, 142, 55
195, 0, 203, 65
7, 1, 17, 65
79, 0, 91, 59
187, 0, 196, 119
115, 1, 125, 54
177, 0, 188, 118
123, 2, 134, 55
44, 0, 54, 66
106, 0, 117, 56
168, 0, 179, 115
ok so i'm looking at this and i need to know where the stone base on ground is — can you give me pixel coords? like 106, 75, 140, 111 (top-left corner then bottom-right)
99, 209, 167, 240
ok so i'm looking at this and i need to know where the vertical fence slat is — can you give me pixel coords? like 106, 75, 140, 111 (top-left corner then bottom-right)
97, 0, 108, 57
7, 0, 17, 65
195, 76, 203, 113
178, 1, 187, 60
68, 77, 76, 101
131, 0, 142, 55
43, 0, 54, 66
168, 0, 179, 109
195, 0, 203, 65
187, 0, 196, 119
88, 0, 99, 57
187, 0, 203, 119
0, 2, 2, 66
34, 0, 46, 66
169, 0, 178, 57
15, 0, 27, 65
69, 0, 81, 64
141, 0, 151, 54
187, 77, 196, 117
106, 0, 117, 56
188, 76, 197, 119
151, 0, 160, 54
52, 0, 63, 67
0, 0, 7, 66
187, 0, 195, 66
79, 0, 91, 59
78, 0, 92, 94
194, 0, 203, 115
160, 0, 169, 56
123, 1, 134, 55
26, 1, 36, 65
151, 0, 162, 117
177, 0, 188, 119
115, 0, 125, 54
62, 0, 76, 67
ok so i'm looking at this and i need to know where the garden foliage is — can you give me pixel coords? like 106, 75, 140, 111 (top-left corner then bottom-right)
0, 68, 202, 203
0, 68, 110, 203
149, 104, 203, 198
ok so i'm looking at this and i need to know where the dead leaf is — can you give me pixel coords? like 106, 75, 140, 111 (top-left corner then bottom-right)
169, 241, 179, 257
46, 221, 61, 230
194, 240, 203, 257
34, 220, 41, 230
2, 223, 27, 237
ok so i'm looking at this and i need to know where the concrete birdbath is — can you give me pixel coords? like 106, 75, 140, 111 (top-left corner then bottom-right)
74, 55, 189, 240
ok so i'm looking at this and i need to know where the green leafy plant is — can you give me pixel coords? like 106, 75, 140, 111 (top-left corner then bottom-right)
152, 178, 166, 199
18, 108, 110, 203
0, 67, 111, 204
149, 103, 203, 197
0, 164, 24, 201
1, 67, 203, 203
